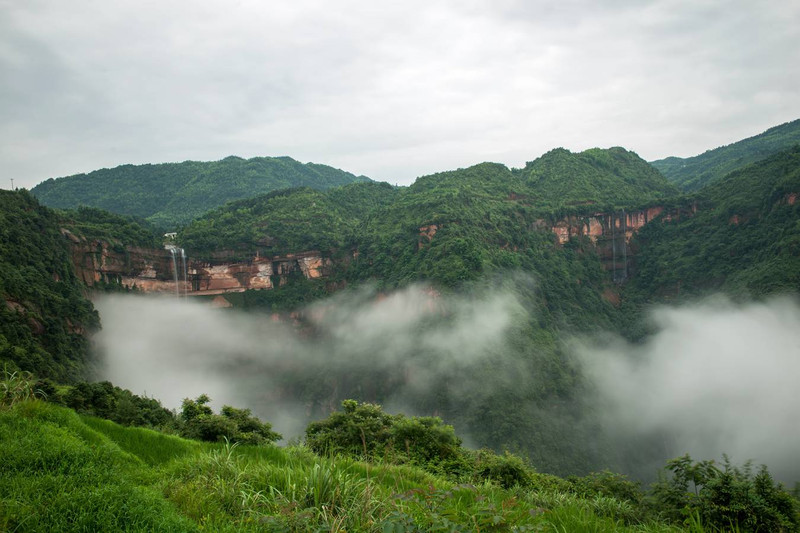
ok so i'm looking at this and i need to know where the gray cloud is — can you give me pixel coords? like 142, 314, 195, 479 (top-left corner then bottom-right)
2, 0, 799, 189
92, 283, 525, 440
576, 296, 800, 482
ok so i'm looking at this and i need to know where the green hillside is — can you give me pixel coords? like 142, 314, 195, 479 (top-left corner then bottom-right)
628, 145, 800, 301
31, 156, 371, 229
521, 147, 680, 209
180, 181, 397, 260
0, 190, 99, 382
650, 119, 800, 191
3, 395, 796, 532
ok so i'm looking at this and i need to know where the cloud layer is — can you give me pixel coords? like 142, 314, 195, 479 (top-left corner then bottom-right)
577, 296, 800, 482
3, 0, 799, 188
93, 284, 524, 440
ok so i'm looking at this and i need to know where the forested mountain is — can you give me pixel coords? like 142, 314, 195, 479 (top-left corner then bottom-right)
628, 145, 800, 300
0, 190, 99, 382
30, 155, 370, 229
650, 118, 800, 191
521, 146, 679, 209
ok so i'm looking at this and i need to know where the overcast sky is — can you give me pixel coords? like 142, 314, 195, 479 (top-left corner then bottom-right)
2, 0, 799, 189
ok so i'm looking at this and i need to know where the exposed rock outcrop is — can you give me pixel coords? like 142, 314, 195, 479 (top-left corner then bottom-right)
545, 205, 696, 281
63, 230, 334, 297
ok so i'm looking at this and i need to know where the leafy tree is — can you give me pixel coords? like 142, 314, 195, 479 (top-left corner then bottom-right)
305, 399, 461, 466
179, 394, 281, 445
649, 454, 799, 532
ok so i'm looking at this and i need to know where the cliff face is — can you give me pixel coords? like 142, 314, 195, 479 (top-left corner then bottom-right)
547, 207, 666, 246
545, 205, 696, 280
63, 230, 334, 296
63, 204, 684, 295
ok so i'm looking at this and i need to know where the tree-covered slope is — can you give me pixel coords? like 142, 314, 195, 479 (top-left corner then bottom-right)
31, 156, 371, 229
627, 145, 800, 301
521, 147, 680, 210
650, 118, 800, 192
180, 181, 398, 259
0, 190, 99, 382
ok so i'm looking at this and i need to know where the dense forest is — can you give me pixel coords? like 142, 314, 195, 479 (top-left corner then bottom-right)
2, 121, 800, 531
31, 155, 370, 229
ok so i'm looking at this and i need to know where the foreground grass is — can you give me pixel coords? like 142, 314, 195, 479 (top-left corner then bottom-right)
1, 400, 697, 532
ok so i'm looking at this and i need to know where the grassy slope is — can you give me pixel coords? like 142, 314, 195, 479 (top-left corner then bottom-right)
650, 119, 800, 192
31, 156, 370, 229
0, 400, 688, 532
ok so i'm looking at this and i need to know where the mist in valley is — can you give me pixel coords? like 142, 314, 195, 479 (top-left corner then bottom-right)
94, 287, 800, 482
576, 295, 800, 483
93, 282, 528, 443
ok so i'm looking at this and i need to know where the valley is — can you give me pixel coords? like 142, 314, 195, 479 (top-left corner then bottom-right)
2, 120, 800, 532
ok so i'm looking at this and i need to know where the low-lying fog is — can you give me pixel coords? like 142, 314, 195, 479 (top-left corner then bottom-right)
93, 287, 800, 482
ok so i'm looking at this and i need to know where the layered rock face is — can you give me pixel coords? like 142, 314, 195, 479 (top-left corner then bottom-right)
64, 231, 332, 296
547, 207, 666, 246
64, 204, 685, 295
545, 205, 695, 280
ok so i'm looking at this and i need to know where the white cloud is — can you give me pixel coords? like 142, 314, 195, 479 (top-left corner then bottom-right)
2, 0, 799, 188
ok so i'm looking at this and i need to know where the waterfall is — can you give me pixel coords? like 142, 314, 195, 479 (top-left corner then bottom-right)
169, 248, 180, 299
180, 248, 187, 297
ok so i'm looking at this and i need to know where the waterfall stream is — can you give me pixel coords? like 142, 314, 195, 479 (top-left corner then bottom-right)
168, 246, 187, 299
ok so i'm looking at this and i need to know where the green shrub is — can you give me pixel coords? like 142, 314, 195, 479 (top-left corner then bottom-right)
179, 394, 281, 445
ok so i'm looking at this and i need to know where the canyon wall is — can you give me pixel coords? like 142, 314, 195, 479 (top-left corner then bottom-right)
64, 204, 688, 295
544, 205, 696, 280
64, 230, 335, 297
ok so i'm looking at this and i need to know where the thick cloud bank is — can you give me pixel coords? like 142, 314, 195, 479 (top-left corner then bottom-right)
93, 285, 524, 440
577, 296, 800, 482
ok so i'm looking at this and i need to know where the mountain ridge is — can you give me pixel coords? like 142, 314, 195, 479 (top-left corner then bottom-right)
650, 118, 800, 191
30, 155, 371, 229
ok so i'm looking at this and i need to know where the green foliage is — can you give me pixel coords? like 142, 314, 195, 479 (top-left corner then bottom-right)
651, 119, 800, 191
0, 367, 47, 406
59, 380, 175, 429
627, 146, 800, 301
179, 394, 281, 445
32, 155, 370, 229
0, 401, 195, 532
3, 397, 774, 532
649, 455, 799, 532
523, 146, 680, 210
0, 190, 99, 383
567, 470, 643, 507
305, 400, 462, 467
56, 206, 161, 248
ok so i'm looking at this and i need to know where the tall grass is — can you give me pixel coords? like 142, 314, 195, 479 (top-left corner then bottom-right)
82, 415, 200, 466
0, 367, 45, 407
0, 401, 195, 532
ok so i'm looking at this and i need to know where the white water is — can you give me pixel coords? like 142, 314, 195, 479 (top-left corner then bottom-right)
167, 246, 187, 299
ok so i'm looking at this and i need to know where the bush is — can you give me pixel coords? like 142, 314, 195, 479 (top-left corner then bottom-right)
305, 399, 461, 467
179, 394, 281, 445
649, 454, 800, 532
471, 449, 533, 489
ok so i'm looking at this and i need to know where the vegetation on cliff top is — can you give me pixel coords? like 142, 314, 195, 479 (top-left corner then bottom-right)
31, 155, 371, 229
650, 118, 800, 191
522, 146, 680, 209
